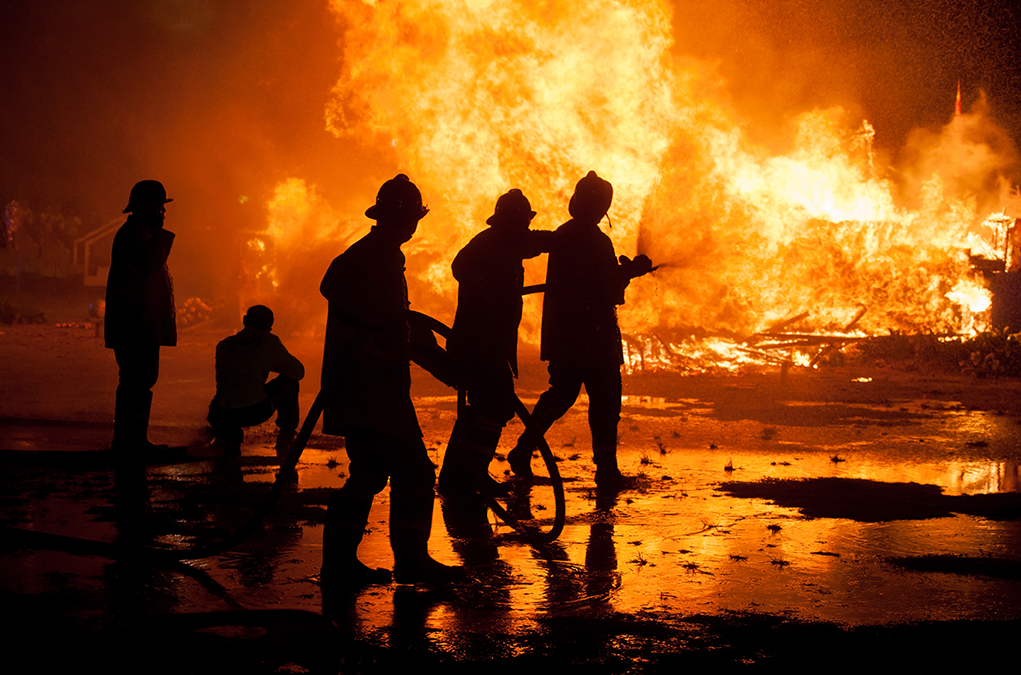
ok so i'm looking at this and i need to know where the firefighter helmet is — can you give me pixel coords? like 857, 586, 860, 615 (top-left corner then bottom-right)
487, 188, 536, 227
365, 174, 429, 222
123, 180, 172, 214
568, 171, 613, 222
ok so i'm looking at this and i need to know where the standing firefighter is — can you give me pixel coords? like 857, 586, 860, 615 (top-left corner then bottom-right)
438, 189, 553, 495
507, 171, 652, 490
319, 174, 463, 588
105, 180, 176, 455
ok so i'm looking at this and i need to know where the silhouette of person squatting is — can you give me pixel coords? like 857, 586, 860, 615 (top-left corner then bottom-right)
105, 180, 177, 455
507, 171, 653, 490
206, 305, 305, 457
319, 174, 464, 587
437, 189, 553, 496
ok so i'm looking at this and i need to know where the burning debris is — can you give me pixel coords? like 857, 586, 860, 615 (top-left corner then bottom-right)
5, 2, 1010, 376
237, 0, 1010, 376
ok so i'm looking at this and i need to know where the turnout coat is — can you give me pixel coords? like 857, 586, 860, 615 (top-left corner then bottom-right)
319, 228, 421, 440
104, 216, 176, 349
448, 227, 552, 376
540, 218, 631, 367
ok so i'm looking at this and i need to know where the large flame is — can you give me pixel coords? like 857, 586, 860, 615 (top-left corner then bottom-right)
242, 178, 364, 335
261, 0, 1019, 369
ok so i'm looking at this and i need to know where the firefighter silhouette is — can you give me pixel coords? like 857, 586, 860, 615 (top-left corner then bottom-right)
507, 171, 652, 490
438, 189, 553, 496
319, 174, 464, 587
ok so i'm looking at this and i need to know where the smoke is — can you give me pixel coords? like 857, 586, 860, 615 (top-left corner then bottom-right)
900, 93, 1020, 214
0, 1, 376, 320
666, 0, 1021, 165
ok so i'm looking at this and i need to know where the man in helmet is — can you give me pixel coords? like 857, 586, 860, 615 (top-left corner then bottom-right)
507, 171, 652, 491
104, 180, 177, 456
437, 189, 553, 497
319, 174, 464, 588
206, 305, 305, 457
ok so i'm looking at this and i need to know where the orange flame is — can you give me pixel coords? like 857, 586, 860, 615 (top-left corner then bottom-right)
262, 1, 1018, 368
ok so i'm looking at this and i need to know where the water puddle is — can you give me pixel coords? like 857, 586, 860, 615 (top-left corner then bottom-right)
3, 386, 1021, 644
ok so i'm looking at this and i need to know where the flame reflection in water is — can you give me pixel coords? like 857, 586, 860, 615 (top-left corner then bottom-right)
251, 388, 1021, 635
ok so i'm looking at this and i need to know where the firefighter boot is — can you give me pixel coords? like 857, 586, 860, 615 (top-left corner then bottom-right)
391, 473, 465, 585
437, 418, 475, 495
321, 492, 392, 589
593, 443, 634, 492
506, 435, 536, 481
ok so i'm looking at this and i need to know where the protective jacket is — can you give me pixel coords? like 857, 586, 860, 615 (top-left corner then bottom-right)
448, 227, 553, 376
540, 219, 632, 367
320, 228, 420, 440
104, 216, 176, 348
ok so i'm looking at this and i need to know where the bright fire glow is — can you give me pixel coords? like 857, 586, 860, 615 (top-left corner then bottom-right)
262, 0, 1018, 369
243, 178, 366, 333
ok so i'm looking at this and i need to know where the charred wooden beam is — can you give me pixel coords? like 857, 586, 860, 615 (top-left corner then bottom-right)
755, 334, 864, 343
745, 311, 811, 346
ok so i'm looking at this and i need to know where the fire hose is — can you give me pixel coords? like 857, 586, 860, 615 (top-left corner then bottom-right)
1, 309, 565, 560
409, 310, 565, 544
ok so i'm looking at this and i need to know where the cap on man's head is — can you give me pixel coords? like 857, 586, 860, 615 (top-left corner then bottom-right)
243, 305, 274, 332
365, 174, 429, 222
123, 180, 173, 214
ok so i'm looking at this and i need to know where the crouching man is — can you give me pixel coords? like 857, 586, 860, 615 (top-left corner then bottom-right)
207, 305, 305, 456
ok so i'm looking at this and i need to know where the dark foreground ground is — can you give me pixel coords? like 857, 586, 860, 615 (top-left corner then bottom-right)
3, 320, 1021, 673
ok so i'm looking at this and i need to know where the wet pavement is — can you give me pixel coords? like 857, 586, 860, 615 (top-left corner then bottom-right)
3, 323, 1021, 672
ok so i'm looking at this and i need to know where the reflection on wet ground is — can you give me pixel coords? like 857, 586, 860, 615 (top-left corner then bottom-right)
3, 368, 1021, 670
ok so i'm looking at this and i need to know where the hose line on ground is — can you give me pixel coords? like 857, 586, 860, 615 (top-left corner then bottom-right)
409, 310, 565, 543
